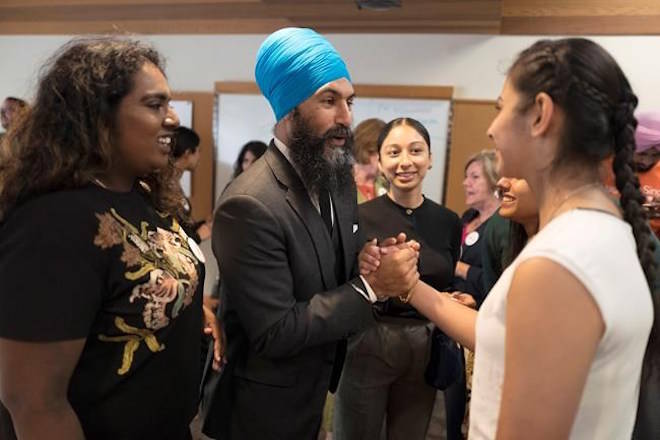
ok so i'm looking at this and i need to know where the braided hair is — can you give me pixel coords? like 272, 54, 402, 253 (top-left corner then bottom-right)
509, 38, 658, 364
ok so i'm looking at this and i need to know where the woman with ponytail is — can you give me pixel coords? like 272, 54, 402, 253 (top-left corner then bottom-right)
364, 38, 656, 439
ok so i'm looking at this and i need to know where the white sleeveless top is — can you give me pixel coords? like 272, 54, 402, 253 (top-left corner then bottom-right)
469, 209, 653, 439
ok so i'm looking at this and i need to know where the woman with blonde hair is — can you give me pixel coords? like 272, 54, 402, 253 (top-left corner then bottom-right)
454, 149, 500, 305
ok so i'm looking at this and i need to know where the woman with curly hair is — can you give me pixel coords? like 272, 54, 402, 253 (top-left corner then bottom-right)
0, 37, 221, 439
366, 38, 656, 438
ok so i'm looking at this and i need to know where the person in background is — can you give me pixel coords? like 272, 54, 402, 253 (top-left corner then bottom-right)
203, 27, 418, 440
334, 117, 461, 440
602, 111, 660, 237
0, 36, 220, 440
453, 150, 500, 305
172, 125, 211, 243
221, 140, 268, 195
0, 96, 28, 133
369, 37, 656, 440
352, 118, 388, 203
481, 177, 539, 292
232, 140, 267, 178
626, 114, 660, 440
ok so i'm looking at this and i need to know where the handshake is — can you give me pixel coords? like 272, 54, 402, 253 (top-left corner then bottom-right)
358, 233, 420, 301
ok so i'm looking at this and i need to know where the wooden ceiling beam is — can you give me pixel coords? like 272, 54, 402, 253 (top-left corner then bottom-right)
0, 19, 500, 35
502, 0, 660, 17
307, 20, 500, 34
502, 15, 660, 35
0, 0, 257, 6
3, 0, 660, 36
0, 19, 293, 34
501, 0, 660, 34
0, 2, 499, 22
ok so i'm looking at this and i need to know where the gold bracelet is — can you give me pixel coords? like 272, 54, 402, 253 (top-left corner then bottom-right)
398, 286, 416, 303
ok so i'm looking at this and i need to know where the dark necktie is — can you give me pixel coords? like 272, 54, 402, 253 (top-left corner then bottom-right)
319, 189, 333, 234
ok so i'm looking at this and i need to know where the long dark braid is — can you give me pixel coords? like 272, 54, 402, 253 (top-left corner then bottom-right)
510, 38, 658, 365
613, 97, 656, 281
612, 97, 659, 370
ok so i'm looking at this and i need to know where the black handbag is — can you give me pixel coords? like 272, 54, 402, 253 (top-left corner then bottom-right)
424, 326, 463, 390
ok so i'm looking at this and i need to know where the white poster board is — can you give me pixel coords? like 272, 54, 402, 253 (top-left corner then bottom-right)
214, 92, 451, 204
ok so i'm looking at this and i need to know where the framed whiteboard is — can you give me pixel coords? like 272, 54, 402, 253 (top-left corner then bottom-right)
214, 83, 453, 204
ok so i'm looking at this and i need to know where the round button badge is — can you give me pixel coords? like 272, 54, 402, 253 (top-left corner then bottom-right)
465, 231, 479, 246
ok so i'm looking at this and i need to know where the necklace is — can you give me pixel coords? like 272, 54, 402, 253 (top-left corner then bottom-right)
546, 182, 602, 223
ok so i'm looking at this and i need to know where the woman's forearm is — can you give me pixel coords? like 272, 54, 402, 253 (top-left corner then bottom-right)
409, 281, 478, 350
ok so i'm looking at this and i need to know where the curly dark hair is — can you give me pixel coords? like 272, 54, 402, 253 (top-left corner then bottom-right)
509, 38, 658, 364
0, 36, 185, 221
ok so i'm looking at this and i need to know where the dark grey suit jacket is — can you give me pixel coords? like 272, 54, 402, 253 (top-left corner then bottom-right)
203, 143, 375, 439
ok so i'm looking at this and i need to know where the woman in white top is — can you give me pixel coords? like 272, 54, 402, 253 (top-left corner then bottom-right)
365, 38, 657, 439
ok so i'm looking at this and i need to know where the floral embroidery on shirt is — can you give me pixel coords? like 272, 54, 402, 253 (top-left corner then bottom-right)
98, 317, 165, 375
94, 208, 199, 375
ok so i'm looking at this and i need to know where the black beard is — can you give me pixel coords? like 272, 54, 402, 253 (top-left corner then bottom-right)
288, 111, 355, 194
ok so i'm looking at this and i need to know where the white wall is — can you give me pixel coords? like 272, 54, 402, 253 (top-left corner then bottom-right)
2, 34, 660, 114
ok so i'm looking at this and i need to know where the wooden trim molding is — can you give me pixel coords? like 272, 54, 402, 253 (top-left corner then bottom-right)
214, 82, 261, 94
354, 84, 454, 100
214, 82, 454, 99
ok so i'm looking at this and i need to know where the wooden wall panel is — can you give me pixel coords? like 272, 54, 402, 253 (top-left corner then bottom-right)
502, 0, 660, 35
0, 19, 293, 35
353, 84, 453, 99
0, 0, 501, 35
2, 0, 257, 5
3, 0, 660, 35
502, 16, 660, 35
172, 91, 215, 222
444, 99, 497, 216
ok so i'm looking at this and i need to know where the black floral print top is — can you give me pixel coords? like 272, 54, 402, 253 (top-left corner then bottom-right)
0, 183, 205, 440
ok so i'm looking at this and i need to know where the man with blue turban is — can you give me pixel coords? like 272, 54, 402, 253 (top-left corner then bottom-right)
203, 27, 419, 439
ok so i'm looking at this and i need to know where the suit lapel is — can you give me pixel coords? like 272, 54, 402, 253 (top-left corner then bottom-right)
331, 188, 356, 281
265, 143, 337, 290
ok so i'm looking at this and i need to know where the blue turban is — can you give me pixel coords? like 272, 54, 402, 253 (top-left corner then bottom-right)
255, 27, 351, 121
